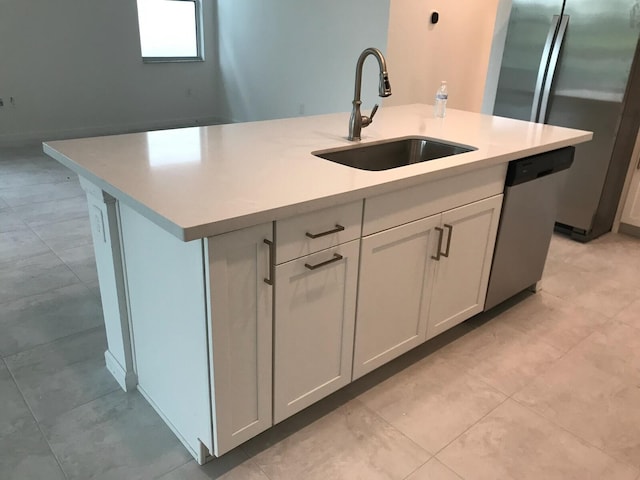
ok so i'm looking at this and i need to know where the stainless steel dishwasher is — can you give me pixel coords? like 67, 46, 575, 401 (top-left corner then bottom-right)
484, 147, 574, 311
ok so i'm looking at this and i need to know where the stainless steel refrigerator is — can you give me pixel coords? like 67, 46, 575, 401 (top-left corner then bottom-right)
493, 0, 640, 241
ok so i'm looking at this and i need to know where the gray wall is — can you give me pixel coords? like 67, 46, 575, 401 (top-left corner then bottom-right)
216, 0, 391, 123
0, 0, 224, 144
0, 0, 390, 144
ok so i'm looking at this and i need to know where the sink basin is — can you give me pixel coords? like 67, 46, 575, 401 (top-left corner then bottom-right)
312, 136, 476, 171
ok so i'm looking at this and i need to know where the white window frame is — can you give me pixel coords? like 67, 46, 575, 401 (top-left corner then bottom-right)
137, 0, 205, 63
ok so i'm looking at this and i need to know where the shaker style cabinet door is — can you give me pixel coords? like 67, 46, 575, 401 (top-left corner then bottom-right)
273, 240, 359, 423
427, 195, 503, 339
206, 222, 273, 456
353, 213, 441, 380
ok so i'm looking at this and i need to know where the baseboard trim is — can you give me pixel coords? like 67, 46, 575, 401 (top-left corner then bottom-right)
0, 116, 229, 146
619, 222, 640, 239
104, 350, 138, 392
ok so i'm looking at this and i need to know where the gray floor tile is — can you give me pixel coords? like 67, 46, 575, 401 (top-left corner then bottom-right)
0, 283, 103, 357
56, 244, 98, 284
11, 195, 88, 228
244, 398, 429, 480
5, 328, 118, 422
0, 169, 76, 189
561, 235, 640, 290
514, 346, 640, 470
0, 156, 70, 175
546, 233, 589, 262
0, 252, 80, 304
357, 356, 506, 454
0, 360, 35, 437
405, 458, 462, 480
158, 450, 269, 480
0, 211, 27, 233
615, 298, 640, 331
432, 315, 563, 396
41, 390, 192, 480
562, 320, 640, 386
85, 280, 102, 300
437, 399, 638, 480
543, 262, 639, 318
30, 217, 93, 255
0, 228, 51, 265
489, 290, 610, 353
0, 179, 83, 208
0, 421, 66, 480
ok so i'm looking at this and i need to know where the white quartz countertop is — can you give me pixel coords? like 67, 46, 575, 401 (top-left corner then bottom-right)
43, 104, 592, 241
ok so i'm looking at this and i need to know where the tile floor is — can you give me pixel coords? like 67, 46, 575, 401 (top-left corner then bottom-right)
1, 144, 640, 479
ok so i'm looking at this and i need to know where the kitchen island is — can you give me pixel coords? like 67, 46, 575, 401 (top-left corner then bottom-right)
43, 104, 591, 463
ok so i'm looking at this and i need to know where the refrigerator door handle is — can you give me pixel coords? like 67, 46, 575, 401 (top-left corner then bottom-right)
539, 15, 570, 124
530, 15, 561, 123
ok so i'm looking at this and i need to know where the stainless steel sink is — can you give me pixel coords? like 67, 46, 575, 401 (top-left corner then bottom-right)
312, 136, 476, 171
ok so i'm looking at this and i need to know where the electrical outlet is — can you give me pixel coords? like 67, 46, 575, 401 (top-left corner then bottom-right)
92, 205, 106, 243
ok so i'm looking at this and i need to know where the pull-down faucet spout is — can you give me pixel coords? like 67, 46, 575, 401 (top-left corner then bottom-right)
348, 47, 392, 141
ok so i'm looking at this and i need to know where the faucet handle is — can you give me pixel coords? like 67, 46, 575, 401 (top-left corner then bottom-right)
370, 104, 379, 120
362, 104, 379, 128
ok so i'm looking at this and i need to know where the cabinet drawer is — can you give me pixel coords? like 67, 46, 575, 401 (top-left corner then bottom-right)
276, 201, 362, 264
363, 164, 506, 236
274, 240, 359, 423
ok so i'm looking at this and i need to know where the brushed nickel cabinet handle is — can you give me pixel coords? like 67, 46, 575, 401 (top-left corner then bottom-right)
431, 227, 444, 261
441, 224, 453, 258
305, 224, 345, 239
263, 239, 274, 285
305, 253, 343, 270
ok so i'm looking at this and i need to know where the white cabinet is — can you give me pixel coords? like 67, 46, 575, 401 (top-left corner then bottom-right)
353, 195, 503, 379
206, 223, 273, 456
427, 195, 503, 339
353, 214, 441, 379
110, 166, 506, 462
273, 240, 359, 423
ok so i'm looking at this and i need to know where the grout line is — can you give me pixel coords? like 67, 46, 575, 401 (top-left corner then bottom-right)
432, 396, 509, 461
1, 324, 105, 361
510, 396, 640, 476
4, 356, 71, 480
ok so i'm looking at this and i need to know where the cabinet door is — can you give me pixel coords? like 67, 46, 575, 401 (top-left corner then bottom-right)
274, 240, 359, 423
427, 195, 503, 339
353, 214, 441, 380
206, 223, 273, 456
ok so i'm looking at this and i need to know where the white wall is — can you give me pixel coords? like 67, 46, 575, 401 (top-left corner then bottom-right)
385, 0, 504, 113
0, 0, 223, 144
216, 0, 391, 123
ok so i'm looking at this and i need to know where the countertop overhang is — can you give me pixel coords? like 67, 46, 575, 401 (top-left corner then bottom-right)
43, 104, 593, 241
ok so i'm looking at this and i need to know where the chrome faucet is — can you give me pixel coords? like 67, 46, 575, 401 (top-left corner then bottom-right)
348, 47, 392, 141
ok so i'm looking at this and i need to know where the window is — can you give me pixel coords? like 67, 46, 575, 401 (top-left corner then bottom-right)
136, 0, 203, 62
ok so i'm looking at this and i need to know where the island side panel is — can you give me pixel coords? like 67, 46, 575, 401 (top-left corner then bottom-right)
119, 203, 213, 463
79, 177, 137, 391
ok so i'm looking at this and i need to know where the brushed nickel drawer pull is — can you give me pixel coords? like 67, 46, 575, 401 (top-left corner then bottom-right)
263, 239, 274, 285
304, 253, 343, 270
431, 227, 444, 261
305, 224, 345, 239
441, 224, 453, 258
